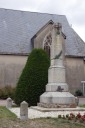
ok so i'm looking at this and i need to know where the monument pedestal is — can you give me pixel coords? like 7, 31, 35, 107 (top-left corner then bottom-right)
38, 92, 76, 108
38, 23, 76, 108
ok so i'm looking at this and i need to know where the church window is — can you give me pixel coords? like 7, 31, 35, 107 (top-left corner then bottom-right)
43, 33, 52, 58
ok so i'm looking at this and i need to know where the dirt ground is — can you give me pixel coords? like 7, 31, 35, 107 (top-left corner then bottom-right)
0, 118, 85, 128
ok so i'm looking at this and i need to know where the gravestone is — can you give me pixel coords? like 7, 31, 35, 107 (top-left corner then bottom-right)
20, 101, 28, 120
38, 23, 76, 108
6, 97, 12, 109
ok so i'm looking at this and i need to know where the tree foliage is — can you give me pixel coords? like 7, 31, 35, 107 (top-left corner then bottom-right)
14, 49, 50, 106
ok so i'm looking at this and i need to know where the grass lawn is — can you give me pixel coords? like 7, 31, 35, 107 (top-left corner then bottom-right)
0, 106, 85, 128
0, 106, 17, 118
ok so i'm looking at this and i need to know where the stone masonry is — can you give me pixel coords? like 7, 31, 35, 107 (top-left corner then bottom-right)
38, 23, 76, 108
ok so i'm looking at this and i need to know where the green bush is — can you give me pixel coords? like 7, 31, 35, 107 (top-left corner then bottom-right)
14, 49, 50, 106
80, 104, 85, 108
0, 86, 15, 99
75, 89, 83, 96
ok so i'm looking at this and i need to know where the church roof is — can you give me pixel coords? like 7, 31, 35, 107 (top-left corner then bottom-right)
0, 8, 85, 57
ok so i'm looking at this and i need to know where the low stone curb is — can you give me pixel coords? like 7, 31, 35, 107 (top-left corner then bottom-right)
31, 106, 85, 112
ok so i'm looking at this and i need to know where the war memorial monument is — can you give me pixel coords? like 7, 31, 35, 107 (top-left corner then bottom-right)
38, 23, 76, 108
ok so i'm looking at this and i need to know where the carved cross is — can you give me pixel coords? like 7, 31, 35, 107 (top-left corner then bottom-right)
53, 23, 62, 35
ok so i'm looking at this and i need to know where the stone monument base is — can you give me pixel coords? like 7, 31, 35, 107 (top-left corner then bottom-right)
38, 103, 76, 108
39, 92, 76, 108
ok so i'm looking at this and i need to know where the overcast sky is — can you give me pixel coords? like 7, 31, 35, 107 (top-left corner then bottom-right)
0, 0, 85, 41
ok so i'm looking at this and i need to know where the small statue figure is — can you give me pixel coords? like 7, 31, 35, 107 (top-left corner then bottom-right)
57, 86, 64, 92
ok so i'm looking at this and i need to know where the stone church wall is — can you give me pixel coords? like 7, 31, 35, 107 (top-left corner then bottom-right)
0, 55, 27, 88
0, 54, 85, 95
65, 57, 85, 94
